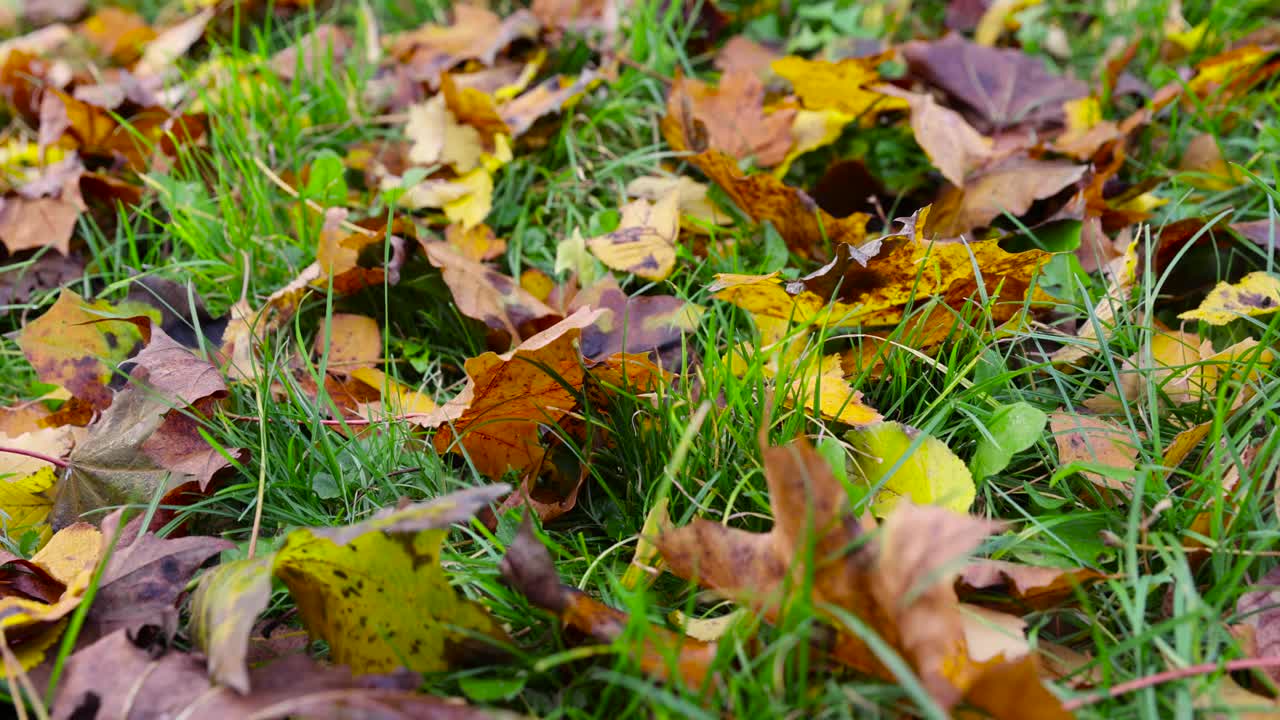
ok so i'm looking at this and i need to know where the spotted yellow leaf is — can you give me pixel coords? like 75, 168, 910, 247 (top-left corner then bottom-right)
846, 421, 975, 516
586, 189, 680, 281
1179, 271, 1280, 326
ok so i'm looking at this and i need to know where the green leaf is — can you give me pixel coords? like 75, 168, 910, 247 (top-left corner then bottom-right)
189, 557, 274, 693
302, 149, 348, 207
969, 402, 1048, 480
459, 675, 527, 702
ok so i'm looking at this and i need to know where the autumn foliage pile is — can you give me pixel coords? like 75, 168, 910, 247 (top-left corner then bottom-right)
0, 0, 1278, 718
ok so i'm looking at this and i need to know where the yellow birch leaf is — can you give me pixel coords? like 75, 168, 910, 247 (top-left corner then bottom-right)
846, 421, 976, 516
1179, 271, 1280, 326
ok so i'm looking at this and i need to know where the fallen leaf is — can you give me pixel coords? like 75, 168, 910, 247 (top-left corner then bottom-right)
0, 522, 101, 670
714, 207, 1051, 329
625, 174, 729, 229
0, 465, 57, 544
657, 436, 1068, 716
501, 517, 718, 685
772, 54, 907, 122
928, 156, 1086, 237
52, 630, 512, 720
531, 0, 616, 36
318, 313, 382, 373
1236, 565, 1280, 684
446, 221, 507, 261
877, 85, 992, 187
134, 8, 213, 77
498, 70, 599, 137
958, 559, 1105, 610
662, 68, 795, 167
189, 556, 273, 693
570, 277, 702, 368
714, 35, 781, 78
846, 420, 976, 515
272, 486, 510, 674
18, 289, 148, 410
671, 149, 871, 258
420, 309, 602, 478
1049, 412, 1139, 494
75, 508, 232, 646
0, 157, 85, 256
586, 189, 680, 280
902, 34, 1087, 131
386, 5, 538, 87
1179, 271, 1280, 326
406, 94, 486, 173
423, 240, 559, 343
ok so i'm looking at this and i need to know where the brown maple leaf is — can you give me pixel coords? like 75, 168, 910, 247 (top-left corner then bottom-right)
663, 68, 795, 167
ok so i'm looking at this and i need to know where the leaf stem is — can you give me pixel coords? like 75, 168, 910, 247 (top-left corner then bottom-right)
1062, 656, 1280, 711
0, 445, 68, 470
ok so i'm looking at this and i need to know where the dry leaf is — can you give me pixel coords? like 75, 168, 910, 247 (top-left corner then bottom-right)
569, 277, 702, 368
1049, 413, 1139, 495
625, 174, 729, 229
1179, 271, 1280, 326
422, 240, 558, 343
446, 222, 507, 261
877, 85, 992, 187
502, 517, 718, 685
928, 156, 1086, 237
318, 313, 382, 373
586, 189, 680, 280
419, 309, 602, 478
662, 68, 795, 167
958, 559, 1106, 610
386, 5, 538, 87
772, 54, 908, 121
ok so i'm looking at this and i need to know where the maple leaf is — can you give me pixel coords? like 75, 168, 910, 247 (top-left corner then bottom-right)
52, 630, 515, 720
657, 435, 1072, 717
419, 309, 602, 478
901, 34, 1087, 132
877, 85, 992, 187
190, 486, 509, 686
662, 68, 795, 167
927, 156, 1087, 237
0, 155, 85, 256
501, 517, 719, 686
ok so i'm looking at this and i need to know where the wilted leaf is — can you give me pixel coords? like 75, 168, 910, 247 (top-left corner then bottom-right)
76, 509, 232, 646
501, 517, 718, 685
928, 157, 1086, 237
420, 309, 601, 478
0, 522, 101, 670
662, 68, 795, 167
134, 9, 213, 77
570, 277, 701, 367
498, 70, 599, 137
0, 465, 56, 543
877, 85, 992, 187
772, 54, 907, 122
0, 156, 85, 256
386, 5, 539, 87
1178, 271, 1280, 326
1049, 412, 1138, 494
18, 289, 148, 410
674, 149, 871, 258
423, 240, 558, 343
272, 486, 510, 674
958, 559, 1106, 611
52, 630, 512, 720
189, 556, 276, 692
657, 436, 1068, 716
446, 222, 507, 261
902, 34, 1087, 131
318, 313, 382, 373
626, 174, 730, 229
970, 402, 1048, 479
846, 421, 976, 515
1236, 565, 1280, 684
714, 207, 1051, 329
586, 189, 680, 281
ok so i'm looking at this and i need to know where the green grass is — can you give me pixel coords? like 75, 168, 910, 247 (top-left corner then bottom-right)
3, 0, 1280, 717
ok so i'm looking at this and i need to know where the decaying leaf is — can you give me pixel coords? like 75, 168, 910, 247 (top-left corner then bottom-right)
52, 630, 512, 720
958, 559, 1106, 611
501, 517, 719, 685
927, 156, 1086, 237
585, 189, 680, 281
423, 240, 558, 343
0, 465, 57, 544
713, 207, 1051, 330
772, 54, 907, 122
877, 85, 992, 187
419, 309, 601, 478
1049, 412, 1139, 495
273, 485, 510, 674
570, 277, 702, 367
446, 221, 507, 261
385, 4, 538, 87
657, 435, 1071, 717
846, 420, 976, 515
1236, 565, 1280, 684
626, 174, 730, 229
662, 68, 795, 167
189, 556, 274, 693
902, 34, 1087, 131
318, 313, 382, 373
18, 289, 148, 410
1179, 271, 1280, 326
